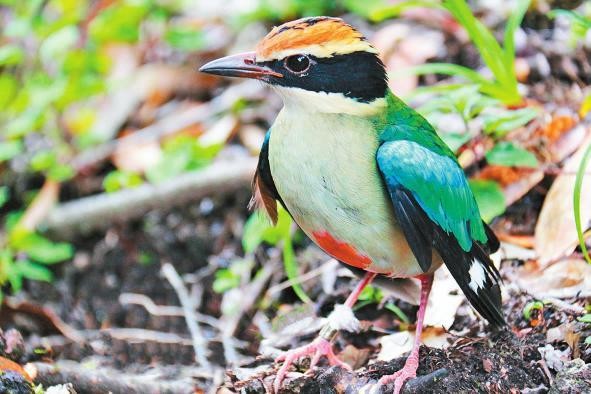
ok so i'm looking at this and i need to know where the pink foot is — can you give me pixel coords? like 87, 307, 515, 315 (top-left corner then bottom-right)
273, 337, 350, 392
373, 355, 419, 394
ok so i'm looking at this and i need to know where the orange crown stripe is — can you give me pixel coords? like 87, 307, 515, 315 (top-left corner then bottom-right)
256, 17, 376, 61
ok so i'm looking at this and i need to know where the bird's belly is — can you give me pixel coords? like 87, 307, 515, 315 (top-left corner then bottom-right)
268, 111, 428, 277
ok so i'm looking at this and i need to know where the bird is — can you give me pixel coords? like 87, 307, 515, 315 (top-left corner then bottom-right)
200, 16, 505, 393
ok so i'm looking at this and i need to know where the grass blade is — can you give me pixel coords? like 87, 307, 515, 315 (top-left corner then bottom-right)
574, 141, 591, 264
504, 0, 530, 77
282, 232, 311, 303
393, 62, 491, 85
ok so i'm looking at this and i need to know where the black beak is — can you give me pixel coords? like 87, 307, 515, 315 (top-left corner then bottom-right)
199, 51, 283, 80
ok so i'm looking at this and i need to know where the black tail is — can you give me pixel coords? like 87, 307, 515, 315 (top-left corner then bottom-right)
392, 188, 505, 327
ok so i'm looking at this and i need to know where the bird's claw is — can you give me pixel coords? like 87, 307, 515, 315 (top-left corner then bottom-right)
273, 337, 350, 393
367, 357, 418, 394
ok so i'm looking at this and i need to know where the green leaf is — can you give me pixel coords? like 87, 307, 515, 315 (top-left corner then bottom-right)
165, 26, 205, 51
393, 63, 491, 86
48, 163, 75, 182
361, 0, 442, 21
574, 141, 591, 265
578, 314, 591, 323
103, 170, 143, 193
39, 25, 79, 65
14, 232, 73, 264
485, 142, 538, 168
30, 151, 57, 171
0, 186, 8, 209
483, 107, 539, 137
0, 44, 25, 66
88, 3, 149, 44
443, 0, 510, 89
15, 260, 53, 282
503, 0, 530, 74
0, 140, 23, 163
212, 268, 241, 293
585, 336, 591, 345
242, 207, 290, 252
385, 302, 411, 323
282, 230, 311, 303
242, 211, 274, 253
0, 74, 18, 108
523, 300, 544, 320
0, 249, 13, 284
357, 285, 383, 303
469, 179, 506, 222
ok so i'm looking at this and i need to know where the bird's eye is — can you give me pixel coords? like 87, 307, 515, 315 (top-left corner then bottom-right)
284, 55, 311, 74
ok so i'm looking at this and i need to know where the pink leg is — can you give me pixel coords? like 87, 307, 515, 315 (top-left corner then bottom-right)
376, 274, 433, 394
274, 272, 377, 392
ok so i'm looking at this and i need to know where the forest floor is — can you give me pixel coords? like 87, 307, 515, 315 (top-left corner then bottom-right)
2, 185, 590, 393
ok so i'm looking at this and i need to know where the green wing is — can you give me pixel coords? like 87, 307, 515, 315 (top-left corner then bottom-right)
376, 114, 504, 326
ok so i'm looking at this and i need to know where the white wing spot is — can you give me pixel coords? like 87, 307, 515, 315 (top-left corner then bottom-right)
327, 304, 361, 333
468, 259, 487, 292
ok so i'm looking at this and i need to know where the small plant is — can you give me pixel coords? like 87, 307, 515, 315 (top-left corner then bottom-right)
574, 141, 591, 265
383, 0, 530, 106
240, 207, 310, 302
549, 8, 591, 48
409, 85, 538, 222
0, 202, 73, 303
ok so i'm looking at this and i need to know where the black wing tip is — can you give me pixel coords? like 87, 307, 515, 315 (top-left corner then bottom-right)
388, 186, 506, 326
483, 222, 500, 254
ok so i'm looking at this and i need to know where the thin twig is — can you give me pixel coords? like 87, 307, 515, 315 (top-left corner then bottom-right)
219, 264, 277, 365
119, 292, 220, 326
266, 259, 338, 296
161, 262, 209, 367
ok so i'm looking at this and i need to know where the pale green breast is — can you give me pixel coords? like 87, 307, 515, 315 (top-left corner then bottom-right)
268, 108, 429, 277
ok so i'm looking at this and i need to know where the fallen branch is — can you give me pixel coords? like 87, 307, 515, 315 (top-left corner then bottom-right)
42, 158, 257, 238
161, 263, 209, 367
26, 361, 199, 394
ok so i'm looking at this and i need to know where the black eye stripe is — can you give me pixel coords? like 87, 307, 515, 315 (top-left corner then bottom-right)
259, 51, 388, 103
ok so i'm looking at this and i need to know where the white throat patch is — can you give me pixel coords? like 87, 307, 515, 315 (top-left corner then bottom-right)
273, 86, 386, 117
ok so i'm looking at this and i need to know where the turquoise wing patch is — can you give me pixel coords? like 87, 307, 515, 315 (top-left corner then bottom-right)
377, 139, 488, 251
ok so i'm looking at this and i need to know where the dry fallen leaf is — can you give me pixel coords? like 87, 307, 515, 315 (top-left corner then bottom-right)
112, 135, 163, 173
546, 322, 581, 359
376, 326, 449, 361
339, 344, 372, 370
424, 267, 465, 329
371, 23, 443, 96
0, 356, 31, 382
199, 114, 239, 146
516, 259, 591, 299
535, 133, 591, 265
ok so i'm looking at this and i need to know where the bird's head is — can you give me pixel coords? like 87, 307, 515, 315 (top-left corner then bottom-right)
200, 17, 388, 116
